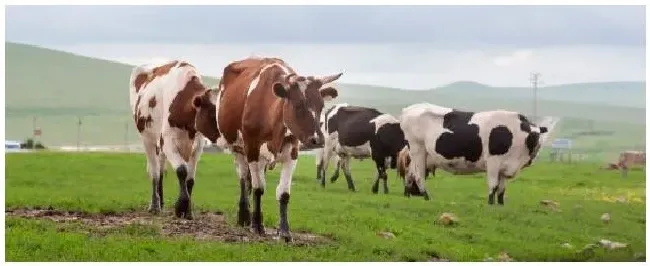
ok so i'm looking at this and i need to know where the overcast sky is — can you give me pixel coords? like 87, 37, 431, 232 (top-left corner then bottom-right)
5, 5, 646, 89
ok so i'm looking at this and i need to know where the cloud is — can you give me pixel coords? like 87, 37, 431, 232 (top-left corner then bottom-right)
46, 43, 646, 89
5, 5, 646, 47
493, 50, 534, 67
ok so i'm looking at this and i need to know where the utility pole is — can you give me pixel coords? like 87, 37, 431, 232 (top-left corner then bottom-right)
77, 116, 82, 151
529, 72, 541, 122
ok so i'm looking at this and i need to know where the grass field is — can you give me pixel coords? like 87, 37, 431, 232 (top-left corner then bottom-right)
5, 152, 646, 262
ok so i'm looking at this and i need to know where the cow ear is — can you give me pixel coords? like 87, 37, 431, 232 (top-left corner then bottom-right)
320, 87, 338, 102
273, 82, 288, 98
207, 89, 219, 105
192, 95, 202, 109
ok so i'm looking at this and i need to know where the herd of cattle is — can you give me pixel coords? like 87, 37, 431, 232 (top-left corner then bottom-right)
129, 57, 550, 242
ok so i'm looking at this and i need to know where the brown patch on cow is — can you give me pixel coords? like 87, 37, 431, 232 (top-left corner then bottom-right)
397, 146, 410, 180
178, 61, 193, 68
134, 73, 149, 93
6, 208, 331, 246
155, 146, 160, 155
136, 60, 180, 92
148, 97, 157, 108
133, 95, 154, 133
168, 76, 207, 140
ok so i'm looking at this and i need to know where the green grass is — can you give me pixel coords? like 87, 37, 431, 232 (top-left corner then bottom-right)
5, 152, 646, 262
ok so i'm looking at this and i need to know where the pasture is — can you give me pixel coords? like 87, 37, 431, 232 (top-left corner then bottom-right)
5, 152, 646, 262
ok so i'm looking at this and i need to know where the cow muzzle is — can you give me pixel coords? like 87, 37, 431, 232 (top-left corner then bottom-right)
303, 135, 324, 149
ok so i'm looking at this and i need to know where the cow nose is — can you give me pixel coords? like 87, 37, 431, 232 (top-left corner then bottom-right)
306, 136, 323, 147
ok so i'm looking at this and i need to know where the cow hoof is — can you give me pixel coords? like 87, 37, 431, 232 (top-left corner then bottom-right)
422, 191, 430, 201
148, 204, 162, 215
251, 224, 266, 235
277, 229, 293, 243
174, 198, 189, 218
237, 211, 251, 227
371, 186, 379, 194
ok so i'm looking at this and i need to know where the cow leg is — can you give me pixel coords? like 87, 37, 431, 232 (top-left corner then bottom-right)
161, 136, 191, 220
234, 152, 251, 226
496, 175, 507, 205
371, 158, 386, 194
340, 155, 356, 192
315, 148, 324, 181
143, 138, 162, 214
318, 147, 334, 188
330, 156, 341, 183
181, 138, 205, 220
486, 166, 500, 205
158, 151, 167, 209
405, 144, 429, 200
276, 144, 297, 242
246, 141, 266, 235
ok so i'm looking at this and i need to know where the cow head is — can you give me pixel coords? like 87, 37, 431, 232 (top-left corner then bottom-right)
272, 72, 342, 148
523, 125, 549, 167
192, 88, 220, 143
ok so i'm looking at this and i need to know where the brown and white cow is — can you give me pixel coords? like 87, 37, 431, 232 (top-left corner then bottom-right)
618, 151, 645, 177
216, 57, 341, 242
129, 60, 219, 220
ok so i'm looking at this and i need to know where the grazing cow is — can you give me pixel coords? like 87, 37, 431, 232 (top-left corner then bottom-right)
316, 103, 407, 194
216, 57, 341, 242
400, 103, 548, 205
618, 151, 646, 177
129, 60, 220, 219
396, 146, 434, 183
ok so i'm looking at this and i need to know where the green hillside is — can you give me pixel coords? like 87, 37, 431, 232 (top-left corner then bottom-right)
4, 42, 646, 161
431, 81, 646, 108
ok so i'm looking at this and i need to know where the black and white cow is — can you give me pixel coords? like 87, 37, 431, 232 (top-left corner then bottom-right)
316, 103, 407, 194
400, 103, 548, 205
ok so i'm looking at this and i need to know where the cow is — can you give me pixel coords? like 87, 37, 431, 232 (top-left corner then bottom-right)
315, 103, 407, 194
216, 57, 341, 242
618, 151, 645, 177
396, 146, 434, 184
129, 60, 220, 220
399, 103, 548, 205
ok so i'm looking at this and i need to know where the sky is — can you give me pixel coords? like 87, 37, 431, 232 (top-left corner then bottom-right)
5, 5, 647, 89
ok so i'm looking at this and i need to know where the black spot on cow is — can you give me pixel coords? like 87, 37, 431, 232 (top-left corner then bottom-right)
435, 110, 483, 162
524, 131, 541, 166
488, 125, 513, 155
328, 106, 382, 147
518, 114, 530, 133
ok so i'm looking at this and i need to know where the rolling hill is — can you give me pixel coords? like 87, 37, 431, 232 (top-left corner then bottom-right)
5, 42, 646, 161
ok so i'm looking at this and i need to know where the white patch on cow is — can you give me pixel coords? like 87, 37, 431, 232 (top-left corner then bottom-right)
276, 143, 296, 200
321, 103, 349, 134
247, 63, 289, 96
284, 128, 293, 137
337, 141, 372, 159
370, 113, 399, 134
248, 161, 266, 190
260, 142, 275, 165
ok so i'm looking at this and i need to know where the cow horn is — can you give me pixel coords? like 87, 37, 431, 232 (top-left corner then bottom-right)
285, 73, 298, 83
317, 72, 343, 84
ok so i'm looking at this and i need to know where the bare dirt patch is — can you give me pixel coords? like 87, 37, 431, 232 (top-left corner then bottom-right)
6, 207, 331, 246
